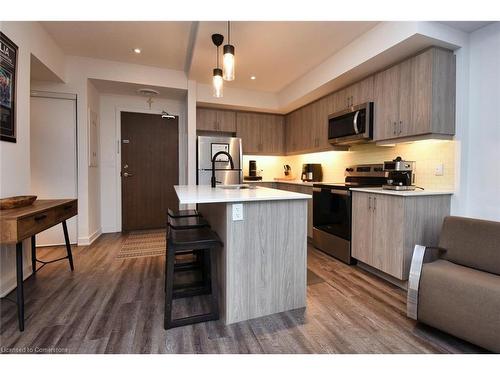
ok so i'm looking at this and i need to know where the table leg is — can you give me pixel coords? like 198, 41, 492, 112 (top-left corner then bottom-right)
62, 220, 74, 271
31, 235, 37, 273
16, 242, 25, 331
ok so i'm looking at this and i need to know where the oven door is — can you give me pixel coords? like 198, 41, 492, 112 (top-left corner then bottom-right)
328, 102, 373, 145
313, 187, 351, 241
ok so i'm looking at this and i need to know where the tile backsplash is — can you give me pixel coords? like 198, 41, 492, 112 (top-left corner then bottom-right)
243, 140, 456, 190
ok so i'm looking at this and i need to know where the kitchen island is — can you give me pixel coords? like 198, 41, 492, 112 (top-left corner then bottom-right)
174, 185, 311, 324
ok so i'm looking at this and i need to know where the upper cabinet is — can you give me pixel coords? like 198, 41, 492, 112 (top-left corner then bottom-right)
198, 46, 455, 153
197, 108, 236, 133
236, 112, 285, 155
332, 76, 374, 112
373, 47, 456, 141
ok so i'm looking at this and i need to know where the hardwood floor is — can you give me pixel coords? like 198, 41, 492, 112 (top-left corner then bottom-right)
0, 233, 485, 354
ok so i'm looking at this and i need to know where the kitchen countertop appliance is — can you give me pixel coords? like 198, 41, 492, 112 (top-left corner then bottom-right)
328, 102, 374, 145
312, 164, 387, 264
197, 136, 242, 185
301, 163, 322, 182
383, 156, 416, 191
244, 160, 262, 181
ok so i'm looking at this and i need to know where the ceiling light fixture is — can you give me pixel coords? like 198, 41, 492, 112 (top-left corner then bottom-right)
223, 21, 235, 81
133, 48, 141, 54
250, 76, 256, 80
161, 110, 176, 119
211, 33, 224, 98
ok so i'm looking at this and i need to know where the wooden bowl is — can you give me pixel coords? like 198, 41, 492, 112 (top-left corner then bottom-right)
0, 195, 37, 210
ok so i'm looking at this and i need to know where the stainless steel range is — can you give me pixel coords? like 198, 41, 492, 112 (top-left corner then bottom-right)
312, 164, 387, 264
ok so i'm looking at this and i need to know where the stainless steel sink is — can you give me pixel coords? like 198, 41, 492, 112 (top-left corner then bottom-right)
217, 184, 253, 190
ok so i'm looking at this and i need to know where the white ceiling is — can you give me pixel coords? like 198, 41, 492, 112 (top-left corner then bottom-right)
41, 21, 194, 71
89, 79, 187, 100
41, 21, 379, 93
189, 21, 379, 92
439, 21, 493, 33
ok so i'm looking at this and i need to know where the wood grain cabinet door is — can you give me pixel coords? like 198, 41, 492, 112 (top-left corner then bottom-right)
351, 192, 374, 265
236, 112, 262, 154
352, 76, 374, 106
285, 111, 300, 154
217, 110, 236, 132
196, 108, 218, 131
371, 194, 405, 278
373, 64, 400, 140
260, 114, 285, 155
397, 58, 414, 137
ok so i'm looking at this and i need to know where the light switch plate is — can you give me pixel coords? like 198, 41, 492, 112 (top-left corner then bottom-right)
434, 163, 444, 176
232, 203, 244, 221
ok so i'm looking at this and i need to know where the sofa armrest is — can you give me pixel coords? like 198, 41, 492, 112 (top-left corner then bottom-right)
407, 245, 445, 320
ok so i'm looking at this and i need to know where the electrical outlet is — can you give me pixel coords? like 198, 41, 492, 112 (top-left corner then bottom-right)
435, 163, 444, 176
232, 203, 244, 221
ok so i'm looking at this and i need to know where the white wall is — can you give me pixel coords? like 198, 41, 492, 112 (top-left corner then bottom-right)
462, 22, 500, 221
0, 22, 66, 297
99, 93, 187, 233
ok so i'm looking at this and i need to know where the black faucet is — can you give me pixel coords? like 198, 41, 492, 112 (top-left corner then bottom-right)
211, 151, 234, 188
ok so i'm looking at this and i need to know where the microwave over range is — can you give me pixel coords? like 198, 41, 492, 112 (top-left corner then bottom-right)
328, 102, 374, 145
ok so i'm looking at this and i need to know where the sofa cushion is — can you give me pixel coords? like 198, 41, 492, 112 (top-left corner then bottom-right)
439, 216, 500, 275
418, 259, 500, 352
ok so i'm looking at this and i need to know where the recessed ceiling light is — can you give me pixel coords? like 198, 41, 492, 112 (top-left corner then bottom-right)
250, 76, 256, 80
133, 48, 141, 54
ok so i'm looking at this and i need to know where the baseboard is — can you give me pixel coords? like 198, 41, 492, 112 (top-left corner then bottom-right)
101, 226, 120, 234
356, 261, 408, 290
78, 229, 102, 246
0, 264, 33, 298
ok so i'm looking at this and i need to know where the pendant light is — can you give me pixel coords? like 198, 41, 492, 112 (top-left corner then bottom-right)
223, 21, 235, 81
211, 33, 224, 98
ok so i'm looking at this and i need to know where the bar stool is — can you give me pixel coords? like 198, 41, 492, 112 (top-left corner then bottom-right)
167, 208, 200, 219
164, 227, 222, 329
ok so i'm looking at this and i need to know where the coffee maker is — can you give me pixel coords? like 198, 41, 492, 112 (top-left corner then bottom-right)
301, 164, 322, 182
244, 160, 262, 181
383, 157, 416, 190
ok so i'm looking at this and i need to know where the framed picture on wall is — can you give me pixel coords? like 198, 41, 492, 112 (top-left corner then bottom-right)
0, 32, 18, 143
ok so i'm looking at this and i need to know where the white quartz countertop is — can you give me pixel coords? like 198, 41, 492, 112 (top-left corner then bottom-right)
350, 187, 454, 197
174, 185, 312, 204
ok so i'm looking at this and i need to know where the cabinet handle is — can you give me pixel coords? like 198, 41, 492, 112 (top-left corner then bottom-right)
368, 196, 372, 210
373, 197, 377, 210
399, 120, 403, 135
34, 214, 47, 221
393, 122, 397, 135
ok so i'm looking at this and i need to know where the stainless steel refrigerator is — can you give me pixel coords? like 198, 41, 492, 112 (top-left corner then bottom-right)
197, 136, 243, 185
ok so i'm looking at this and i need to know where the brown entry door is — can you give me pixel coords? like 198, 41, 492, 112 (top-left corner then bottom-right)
121, 112, 179, 231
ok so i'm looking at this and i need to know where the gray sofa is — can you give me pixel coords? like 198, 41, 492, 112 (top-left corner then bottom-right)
407, 216, 500, 353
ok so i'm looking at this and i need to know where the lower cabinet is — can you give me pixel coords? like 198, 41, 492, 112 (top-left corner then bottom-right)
274, 183, 313, 238
351, 191, 451, 280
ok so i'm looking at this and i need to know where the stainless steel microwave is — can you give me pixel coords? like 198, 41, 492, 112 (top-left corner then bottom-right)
328, 102, 373, 145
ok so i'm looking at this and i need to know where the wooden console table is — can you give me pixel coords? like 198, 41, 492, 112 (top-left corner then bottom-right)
0, 199, 77, 331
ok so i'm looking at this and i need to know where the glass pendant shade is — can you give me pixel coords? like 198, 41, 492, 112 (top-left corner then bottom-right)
223, 44, 235, 81
212, 68, 223, 98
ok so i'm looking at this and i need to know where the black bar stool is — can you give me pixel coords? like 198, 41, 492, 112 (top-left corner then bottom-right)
167, 208, 200, 219
165, 213, 210, 290
164, 227, 222, 329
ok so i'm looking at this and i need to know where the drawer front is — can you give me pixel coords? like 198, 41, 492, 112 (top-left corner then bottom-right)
53, 200, 78, 222
18, 210, 57, 240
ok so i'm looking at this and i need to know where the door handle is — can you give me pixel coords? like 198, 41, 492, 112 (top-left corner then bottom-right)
121, 172, 133, 177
